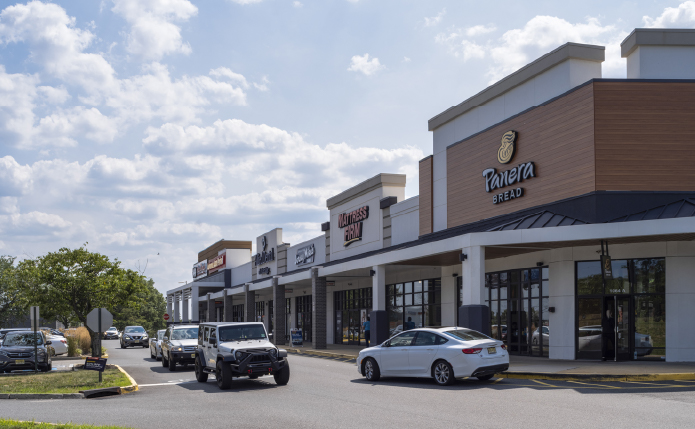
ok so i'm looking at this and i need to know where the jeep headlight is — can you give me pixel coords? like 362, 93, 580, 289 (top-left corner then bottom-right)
173, 346, 183, 352
270, 348, 277, 358
234, 350, 243, 360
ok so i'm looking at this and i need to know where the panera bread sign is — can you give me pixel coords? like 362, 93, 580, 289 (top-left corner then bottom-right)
339, 205, 369, 247
482, 130, 536, 204
208, 253, 226, 273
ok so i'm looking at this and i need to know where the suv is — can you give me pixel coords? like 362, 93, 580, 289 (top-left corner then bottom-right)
120, 326, 149, 348
0, 331, 52, 373
161, 325, 199, 371
195, 322, 290, 390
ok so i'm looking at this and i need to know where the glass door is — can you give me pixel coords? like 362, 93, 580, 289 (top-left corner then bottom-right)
347, 310, 360, 345
603, 296, 632, 361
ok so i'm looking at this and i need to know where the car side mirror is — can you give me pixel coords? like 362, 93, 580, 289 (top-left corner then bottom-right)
45, 341, 52, 345
209, 338, 217, 346
163, 336, 168, 341
382, 341, 390, 347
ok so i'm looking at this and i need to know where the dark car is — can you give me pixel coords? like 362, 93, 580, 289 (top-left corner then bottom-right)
0, 331, 52, 373
0, 328, 26, 346
120, 326, 149, 348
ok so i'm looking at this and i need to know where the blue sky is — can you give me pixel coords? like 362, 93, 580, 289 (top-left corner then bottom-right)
1, 0, 693, 293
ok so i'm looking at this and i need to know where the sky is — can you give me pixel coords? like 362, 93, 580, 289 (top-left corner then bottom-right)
1, 0, 694, 294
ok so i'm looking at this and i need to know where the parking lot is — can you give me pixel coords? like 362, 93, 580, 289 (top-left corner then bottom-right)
2, 340, 695, 428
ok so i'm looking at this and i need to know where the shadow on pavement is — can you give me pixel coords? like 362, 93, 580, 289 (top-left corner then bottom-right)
175, 377, 284, 394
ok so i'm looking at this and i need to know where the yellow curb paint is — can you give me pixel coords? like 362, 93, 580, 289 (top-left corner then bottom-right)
115, 364, 139, 394
501, 372, 695, 382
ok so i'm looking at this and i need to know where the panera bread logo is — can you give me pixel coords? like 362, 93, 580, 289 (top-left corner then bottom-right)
482, 131, 537, 205
497, 130, 517, 164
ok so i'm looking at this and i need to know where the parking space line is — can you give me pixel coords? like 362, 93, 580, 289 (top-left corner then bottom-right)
567, 381, 621, 389
531, 380, 559, 388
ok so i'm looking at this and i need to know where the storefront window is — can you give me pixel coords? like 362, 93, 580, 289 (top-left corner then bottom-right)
387, 279, 440, 337
575, 258, 666, 361
296, 295, 312, 342
334, 288, 372, 345
231, 304, 244, 322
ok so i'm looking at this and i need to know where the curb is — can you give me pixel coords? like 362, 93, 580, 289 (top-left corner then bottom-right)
115, 364, 138, 394
286, 348, 357, 361
0, 393, 84, 400
500, 372, 695, 382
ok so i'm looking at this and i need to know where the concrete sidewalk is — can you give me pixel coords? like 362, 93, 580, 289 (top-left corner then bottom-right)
284, 342, 695, 381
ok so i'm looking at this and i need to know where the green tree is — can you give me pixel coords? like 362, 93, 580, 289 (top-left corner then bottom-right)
19, 246, 146, 354
0, 256, 29, 327
112, 279, 167, 335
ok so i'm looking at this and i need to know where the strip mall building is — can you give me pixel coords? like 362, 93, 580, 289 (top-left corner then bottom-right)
167, 29, 695, 362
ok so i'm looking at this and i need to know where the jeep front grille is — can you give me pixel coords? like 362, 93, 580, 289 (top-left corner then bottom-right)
249, 354, 270, 363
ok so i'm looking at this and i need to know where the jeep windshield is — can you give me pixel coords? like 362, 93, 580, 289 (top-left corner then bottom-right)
171, 327, 198, 340
219, 325, 267, 342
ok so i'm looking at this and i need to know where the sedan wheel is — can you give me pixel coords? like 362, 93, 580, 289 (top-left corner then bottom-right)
363, 358, 380, 382
433, 361, 454, 386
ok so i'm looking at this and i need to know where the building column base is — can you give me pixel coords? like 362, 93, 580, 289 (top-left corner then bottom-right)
370, 310, 389, 346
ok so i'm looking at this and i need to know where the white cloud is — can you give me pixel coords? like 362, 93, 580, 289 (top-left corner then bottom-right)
228, 0, 263, 4
0, 156, 33, 195
293, 1, 303, 7
644, 1, 695, 27
466, 24, 496, 37
347, 53, 385, 76
403, 56, 411, 62
209, 67, 249, 88
111, 0, 198, 60
424, 9, 446, 27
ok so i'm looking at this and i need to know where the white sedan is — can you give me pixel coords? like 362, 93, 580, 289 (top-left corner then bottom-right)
47, 335, 68, 355
357, 327, 509, 386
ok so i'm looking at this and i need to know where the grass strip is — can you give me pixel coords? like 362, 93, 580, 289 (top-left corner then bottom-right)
0, 419, 130, 429
0, 369, 130, 394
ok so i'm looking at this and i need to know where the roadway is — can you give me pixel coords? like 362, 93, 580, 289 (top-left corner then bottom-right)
2, 340, 695, 428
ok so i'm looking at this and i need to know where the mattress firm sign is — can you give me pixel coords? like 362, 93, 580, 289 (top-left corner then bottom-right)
339, 205, 369, 246
482, 130, 537, 204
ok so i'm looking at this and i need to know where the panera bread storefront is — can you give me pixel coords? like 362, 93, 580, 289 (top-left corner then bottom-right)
167, 29, 695, 362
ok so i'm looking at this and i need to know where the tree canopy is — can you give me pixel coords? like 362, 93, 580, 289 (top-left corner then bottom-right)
0, 256, 29, 327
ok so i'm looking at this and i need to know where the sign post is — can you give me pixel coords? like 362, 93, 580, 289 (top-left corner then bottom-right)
86, 308, 113, 383
30, 306, 39, 373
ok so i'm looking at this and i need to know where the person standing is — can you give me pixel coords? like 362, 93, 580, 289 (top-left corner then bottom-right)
363, 316, 371, 347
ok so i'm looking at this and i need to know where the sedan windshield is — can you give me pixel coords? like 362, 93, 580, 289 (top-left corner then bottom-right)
171, 327, 198, 340
3, 332, 43, 346
157, 331, 165, 340
219, 325, 267, 342
444, 329, 491, 341
125, 327, 146, 333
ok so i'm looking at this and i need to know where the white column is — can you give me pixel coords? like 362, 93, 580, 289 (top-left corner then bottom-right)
548, 252, 575, 360
182, 292, 189, 322
666, 244, 695, 362
460, 246, 485, 305
173, 292, 181, 322
372, 265, 386, 311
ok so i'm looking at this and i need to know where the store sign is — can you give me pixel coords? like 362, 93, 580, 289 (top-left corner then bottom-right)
295, 244, 315, 266
482, 130, 537, 205
339, 205, 369, 246
192, 260, 207, 279
255, 234, 275, 277
601, 255, 613, 280
208, 253, 226, 273
259, 267, 271, 275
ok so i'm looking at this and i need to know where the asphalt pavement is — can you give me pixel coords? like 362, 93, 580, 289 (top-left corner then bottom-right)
2, 340, 695, 428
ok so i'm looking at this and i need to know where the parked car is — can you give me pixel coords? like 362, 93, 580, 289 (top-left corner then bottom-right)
577, 325, 653, 356
0, 331, 52, 373
531, 326, 549, 345
0, 328, 25, 346
161, 325, 199, 371
103, 327, 119, 340
357, 327, 509, 386
194, 322, 289, 390
149, 329, 166, 360
46, 335, 68, 355
120, 326, 149, 348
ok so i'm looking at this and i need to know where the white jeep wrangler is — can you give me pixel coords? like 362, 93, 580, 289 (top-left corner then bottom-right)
195, 322, 290, 390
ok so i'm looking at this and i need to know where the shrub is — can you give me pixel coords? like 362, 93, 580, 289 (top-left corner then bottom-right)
66, 336, 80, 357
65, 327, 92, 356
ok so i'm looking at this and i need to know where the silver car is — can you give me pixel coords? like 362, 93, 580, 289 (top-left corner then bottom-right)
149, 329, 166, 360
161, 325, 199, 371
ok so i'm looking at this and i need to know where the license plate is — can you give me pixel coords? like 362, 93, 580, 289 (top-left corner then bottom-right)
487, 347, 497, 354
135, 340, 140, 343
191, 354, 195, 358
15, 359, 24, 364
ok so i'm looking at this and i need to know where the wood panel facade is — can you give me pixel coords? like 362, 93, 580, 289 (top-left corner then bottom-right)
419, 156, 433, 236
594, 81, 695, 191
446, 83, 596, 228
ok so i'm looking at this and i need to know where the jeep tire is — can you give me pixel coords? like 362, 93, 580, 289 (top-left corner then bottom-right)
168, 353, 176, 371
273, 362, 290, 386
195, 356, 208, 382
216, 360, 233, 390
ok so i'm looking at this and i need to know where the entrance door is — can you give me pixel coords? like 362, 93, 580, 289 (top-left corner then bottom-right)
347, 310, 360, 345
603, 296, 632, 361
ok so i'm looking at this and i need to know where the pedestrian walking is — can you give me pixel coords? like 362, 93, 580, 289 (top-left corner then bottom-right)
363, 316, 371, 347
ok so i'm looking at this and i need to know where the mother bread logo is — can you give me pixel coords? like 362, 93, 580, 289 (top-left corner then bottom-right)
497, 130, 517, 164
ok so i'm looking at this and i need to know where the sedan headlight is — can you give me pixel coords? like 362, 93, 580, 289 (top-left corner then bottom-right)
125, 335, 132, 340
142, 335, 148, 339
173, 346, 183, 352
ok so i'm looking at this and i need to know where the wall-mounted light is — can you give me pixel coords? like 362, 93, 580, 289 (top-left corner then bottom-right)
548, 307, 555, 313
369, 269, 376, 276
536, 262, 544, 267
452, 273, 458, 277
460, 253, 468, 262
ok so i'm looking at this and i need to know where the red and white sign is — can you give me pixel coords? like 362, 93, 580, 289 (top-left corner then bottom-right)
163, 313, 170, 321
208, 253, 226, 273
